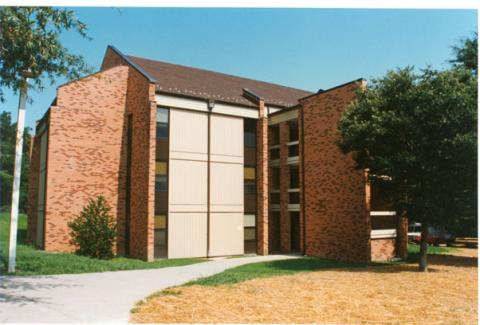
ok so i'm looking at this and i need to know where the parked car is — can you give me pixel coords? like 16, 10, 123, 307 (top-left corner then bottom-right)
408, 223, 456, 246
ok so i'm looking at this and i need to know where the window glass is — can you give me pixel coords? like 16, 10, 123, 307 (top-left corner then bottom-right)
269, 125, 279, 145
244, 214, 256, 227
289, 165, 299, 189
155, 214, 167, 229
270, 147, 280, 160
155, 175, 167, 192
244, 119, 257, 148
156, 161, 167, 175
244, 167, 256, 180
245, 179, 256, 194
270, 192, 280, 204
288, 120, 299, 142
244, 227, 256, 240
289, 192, 300, 204
271, 167, 280, 190
288, 143, 299, 157
156, 107, 169, 139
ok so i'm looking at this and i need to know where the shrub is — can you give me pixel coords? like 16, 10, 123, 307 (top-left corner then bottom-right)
68, 195, 116, 259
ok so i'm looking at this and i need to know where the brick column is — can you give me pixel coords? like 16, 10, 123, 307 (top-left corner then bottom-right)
256, 100, 269, 255
298, 112, 305, 254
279, 122, 291, 253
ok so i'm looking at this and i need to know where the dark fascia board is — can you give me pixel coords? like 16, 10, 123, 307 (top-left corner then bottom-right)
155, 89, 258, 109
107, 45, 157, 83
242, 88, 264, 104
298, 78, 366, 101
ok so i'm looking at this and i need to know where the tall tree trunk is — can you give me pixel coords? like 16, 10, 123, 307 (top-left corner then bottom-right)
419, 222, 429, 272
8, 81, 27, 273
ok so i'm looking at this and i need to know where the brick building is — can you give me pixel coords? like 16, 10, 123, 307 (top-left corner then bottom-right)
27, 46, 407, 262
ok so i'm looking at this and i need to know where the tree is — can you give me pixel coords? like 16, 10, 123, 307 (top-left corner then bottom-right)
68, 196, 117, 259
0, 111, 31, 212
450, 33, 478, 75
0, 7, 91, 272
338, 64, 477, 272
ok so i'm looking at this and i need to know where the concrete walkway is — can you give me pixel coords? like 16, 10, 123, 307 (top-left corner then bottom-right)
0, 254, 297, 323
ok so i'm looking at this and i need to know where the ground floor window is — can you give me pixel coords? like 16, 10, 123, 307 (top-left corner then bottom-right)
154, 214, 167, 258
244, 214, 256, 253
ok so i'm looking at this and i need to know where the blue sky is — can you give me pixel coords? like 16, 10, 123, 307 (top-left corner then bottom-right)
1, 8, 477, 129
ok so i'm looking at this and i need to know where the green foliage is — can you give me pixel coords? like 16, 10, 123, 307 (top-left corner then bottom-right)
0, 7, 92, 101
450, 33, 478, 75
185, 258, 368, 286
0, 111, 31, 212
0, 212, 204, 275
68, 196, 117, 259
338, 65, 477, 231
407, 243, 456, 255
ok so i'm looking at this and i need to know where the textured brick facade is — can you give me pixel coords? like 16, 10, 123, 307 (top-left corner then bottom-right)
26, 122, 44, 246
27, 49, 157, 260
27, 48, 406, 262
371, 238, 396, 261
40, 66, 129, 253
123, 65, 157, 261
256, 100, 269, 255
299, 82, 371, 263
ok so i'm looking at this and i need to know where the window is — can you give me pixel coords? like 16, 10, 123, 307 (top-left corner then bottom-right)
155, 161, 168, 192
244, 163, 256, 195
271, 167, 280, 190
270, 192, 280, 204
288, 143, 299, 157
244, 167, 256, 180
270, 147, 280, 160
289, 165, 299, 189
154, 214, 167, 258
288, 120, 299, 142
156, 107, 169, 139
155, 175, 167, 192
269, 124, 279, 145
289, 192, 300, 204
244, 119, 256, 148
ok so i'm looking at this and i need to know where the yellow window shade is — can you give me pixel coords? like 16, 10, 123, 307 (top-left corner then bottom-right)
244, 167, 256, 180
155, 215, 167, 229
156, 162, 167, 175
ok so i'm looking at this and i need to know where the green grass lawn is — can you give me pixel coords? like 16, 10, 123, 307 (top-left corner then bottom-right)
185, 257, 370, 286
407, 243, 456, 254
0, 213, 204, 276
183, 243, 458, 287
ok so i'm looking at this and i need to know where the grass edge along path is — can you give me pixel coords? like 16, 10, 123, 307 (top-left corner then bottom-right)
0, 213, 204, 276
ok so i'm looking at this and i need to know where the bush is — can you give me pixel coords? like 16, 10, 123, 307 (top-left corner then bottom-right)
68, 195, 116, 259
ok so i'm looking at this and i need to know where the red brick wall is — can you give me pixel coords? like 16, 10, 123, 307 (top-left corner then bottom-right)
40, 66, 130, 253
299, 82, 371, 263
26, 124, 44, 246
27, 47, 158, 260
298, 113, 305, 254
371, 238, 396, 260
124, 67, 156, 261
256, 101, 269, 255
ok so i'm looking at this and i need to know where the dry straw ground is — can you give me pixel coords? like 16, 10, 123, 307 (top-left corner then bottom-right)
131, 248, 477, 324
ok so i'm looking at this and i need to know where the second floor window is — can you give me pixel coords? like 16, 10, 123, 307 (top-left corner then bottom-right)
156, 107, 169, 139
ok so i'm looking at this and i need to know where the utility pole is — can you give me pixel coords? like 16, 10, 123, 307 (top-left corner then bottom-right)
8, 78, 28, 273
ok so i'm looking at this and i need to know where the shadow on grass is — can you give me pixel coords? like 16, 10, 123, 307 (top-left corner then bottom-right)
406, 252, 477, 268
187, 251, 478, 287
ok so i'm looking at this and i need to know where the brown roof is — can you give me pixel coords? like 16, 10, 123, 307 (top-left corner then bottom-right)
127, 55, 313, 108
